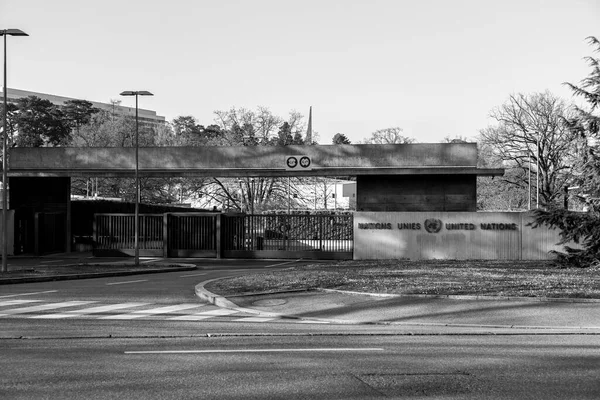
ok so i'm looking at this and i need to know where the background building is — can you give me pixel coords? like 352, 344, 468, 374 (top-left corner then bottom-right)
1, 87, 165, 126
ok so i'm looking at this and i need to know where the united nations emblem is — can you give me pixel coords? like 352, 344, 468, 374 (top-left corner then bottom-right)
424, 218, 442, 233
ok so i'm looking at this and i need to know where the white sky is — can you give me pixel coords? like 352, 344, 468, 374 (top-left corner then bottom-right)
2, 0, 599, 144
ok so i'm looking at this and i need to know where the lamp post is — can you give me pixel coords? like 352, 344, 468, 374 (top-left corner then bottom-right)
1, 29, 28, 273
119, 90, 153, 267
536, 134, 540, 209
528, 152, 531, 210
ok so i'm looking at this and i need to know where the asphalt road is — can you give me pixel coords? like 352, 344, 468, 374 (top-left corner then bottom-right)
2, 334, 599, 399
1, 258, 599, 399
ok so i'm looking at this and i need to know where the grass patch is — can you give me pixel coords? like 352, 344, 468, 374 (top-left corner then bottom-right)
206, 260, 600, 299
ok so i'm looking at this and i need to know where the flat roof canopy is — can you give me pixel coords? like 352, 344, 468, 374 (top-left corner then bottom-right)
8, 143, 504, 178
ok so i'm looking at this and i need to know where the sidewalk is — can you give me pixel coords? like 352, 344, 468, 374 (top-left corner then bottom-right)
0, 253, 196, 284
197, 281, 600, 330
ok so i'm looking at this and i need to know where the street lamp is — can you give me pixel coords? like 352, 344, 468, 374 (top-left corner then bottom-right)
536, 135, 540, 209
1, 29, 28, 273
120, 90, 153, 267
528, 152, 532, 210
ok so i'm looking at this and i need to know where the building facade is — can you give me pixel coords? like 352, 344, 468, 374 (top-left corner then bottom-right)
1, 87, 165, 126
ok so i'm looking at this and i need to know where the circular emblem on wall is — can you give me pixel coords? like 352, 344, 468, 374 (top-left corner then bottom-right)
299, 156, 311, 168
424, 218, 442, 233
286, 156, 298, 169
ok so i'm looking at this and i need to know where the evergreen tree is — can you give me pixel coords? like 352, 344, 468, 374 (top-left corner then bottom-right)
12, 96, 71, 147
62, 99, 100, 134
332, 133, 351, 144
532, 37, 600, 267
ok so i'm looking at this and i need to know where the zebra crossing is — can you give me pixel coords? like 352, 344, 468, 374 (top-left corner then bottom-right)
0, 299, 329, 324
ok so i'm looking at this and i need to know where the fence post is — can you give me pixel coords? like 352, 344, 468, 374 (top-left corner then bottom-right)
34, 213, 41, 256
163, 213, 169, 258
319, 216, 323, 251
93, 214, 97, 254
108, 216, 113, 248
216, 213, 222, 259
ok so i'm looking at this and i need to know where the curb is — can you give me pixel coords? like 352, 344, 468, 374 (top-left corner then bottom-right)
0, 264, 197, 285
195, 280, 600, 329
195, 276, 600, 328
195, 278, 285, 319
318, 288, 600, 304
195, 278, 361, 325
383, 321, 600, 330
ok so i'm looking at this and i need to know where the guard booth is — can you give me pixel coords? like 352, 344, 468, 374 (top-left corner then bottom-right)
10, 177, 70, 255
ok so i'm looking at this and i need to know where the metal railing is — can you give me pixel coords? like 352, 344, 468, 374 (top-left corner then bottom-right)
93, 212, 353, 259
167, 213, 218, 257
222, 214, 353, 258
94, 214, 163, 253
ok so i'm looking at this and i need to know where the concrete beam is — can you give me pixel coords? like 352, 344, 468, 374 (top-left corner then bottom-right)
8, 144, 503, 178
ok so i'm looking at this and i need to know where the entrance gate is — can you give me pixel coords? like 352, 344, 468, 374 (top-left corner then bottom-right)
222, 214, 353, 260
93, 213, 353, 260
167, 213, 218, 258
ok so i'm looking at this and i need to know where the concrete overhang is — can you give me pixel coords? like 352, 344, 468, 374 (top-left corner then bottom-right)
7, 166, 504, 178
8, 144, 504, 178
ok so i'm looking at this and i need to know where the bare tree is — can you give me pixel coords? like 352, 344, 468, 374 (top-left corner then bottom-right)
479, 91, 581, 207
442, 135, 471, 143
477, 142, 529, 210
362, 127, 414, 144
213, 106, 306, 145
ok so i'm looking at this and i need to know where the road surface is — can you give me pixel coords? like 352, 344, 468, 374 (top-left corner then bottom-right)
1, 259, 598, 399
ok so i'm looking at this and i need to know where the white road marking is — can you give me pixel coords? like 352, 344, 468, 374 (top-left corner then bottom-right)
125, 348, 385, 355
168, 309, 237, 321
0, 300, 42, 307
297, 320, 331, 324
0, 301, 320, 324
39, 260, 65, 264
233, 317, 276, 323
167, 315, 215, 321
0, 301, 96, 316
179, 272, 208, 277
30, 302, 149, 319
0, 290, 58, 298
265, 259, 302, 268
106, 279, 148, 286
100, 304, 204, 320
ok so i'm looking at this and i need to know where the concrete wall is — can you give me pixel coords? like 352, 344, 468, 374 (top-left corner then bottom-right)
1, 210, 15, 256
354, 211, 567, 260
357, 175, 476, 212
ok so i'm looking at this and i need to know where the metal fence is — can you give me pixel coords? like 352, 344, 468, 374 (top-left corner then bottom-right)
167, 213, 218, 257
94, 214, 164, 256
94, 212, 353, 259
222, 213, 353, 259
